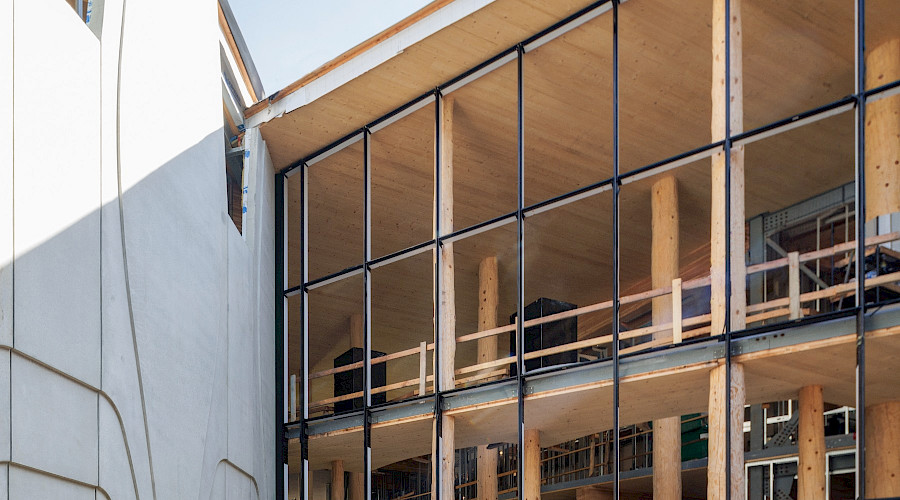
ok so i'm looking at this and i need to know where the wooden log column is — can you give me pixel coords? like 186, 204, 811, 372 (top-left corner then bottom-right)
477, 258, 500, 500
708, 0, 746, 496
432, 415, 456, 500
865, 401, 900, 497
865, 39, 900, 222
477, 443, 498, 500
650, 175, 682, 500
347, 471, 364, 500
798, 385, 825, 500
435, 95, 457, 392
710, 0, 746, 335
524, 429, 542, 500
431, 94, 457, 500
331, 460, 345, 500
708, 362, 745, 499
347, 315, 365, 500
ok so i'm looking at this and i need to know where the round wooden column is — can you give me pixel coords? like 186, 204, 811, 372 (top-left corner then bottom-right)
865, 39, 900, 221
798, 385, 825, 500
865, 401, 900, 497
524, 429, 542, 500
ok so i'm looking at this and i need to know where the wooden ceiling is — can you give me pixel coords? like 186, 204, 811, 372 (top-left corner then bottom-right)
278, 0, 900, 423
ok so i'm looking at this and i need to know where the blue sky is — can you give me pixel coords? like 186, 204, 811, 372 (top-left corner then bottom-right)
229, 0, 433, 97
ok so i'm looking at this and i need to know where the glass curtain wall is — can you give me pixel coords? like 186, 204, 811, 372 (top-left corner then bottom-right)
278, 0, 900, 498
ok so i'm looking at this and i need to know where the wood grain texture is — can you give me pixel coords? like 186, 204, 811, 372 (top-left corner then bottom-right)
331, 460, 345, 500
798, 385, 825, 500
707, 362, 744, 500
432, 416, 456, 500
866, 401, 900, 497
865, 39, 900, 221
477, 444, 499, 500
437, 95, 457, 391
524, 429, 542, 500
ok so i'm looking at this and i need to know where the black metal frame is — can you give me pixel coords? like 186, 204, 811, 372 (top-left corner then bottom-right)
274, 0, 900, 498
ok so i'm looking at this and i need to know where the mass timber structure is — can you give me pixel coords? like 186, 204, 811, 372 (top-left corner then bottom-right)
261, 0, 900, 499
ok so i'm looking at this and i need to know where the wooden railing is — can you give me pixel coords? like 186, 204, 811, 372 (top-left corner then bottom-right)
300, 232, 900, 417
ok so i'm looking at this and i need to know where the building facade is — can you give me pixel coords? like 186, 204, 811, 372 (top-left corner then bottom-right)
3, 0, 276, 497
251, 0, 900, 499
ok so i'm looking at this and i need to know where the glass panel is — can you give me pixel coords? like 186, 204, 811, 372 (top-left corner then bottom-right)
451, 223, 518, 389
743, 110, 855, 328
744, 0, 853, 130
308, 140, 364, 281
523, 190, 613, 374
372, 409, 433, 500
371, 103, 435, 258
448, 61, 518, 231
452, 402, 518, 500
620, 0, 712, 173
371, 252, 435, 404
307, 274, 364, 419
865, 0, 900, 90
743, 336, 854, 498
618, 159, 713, 357
523, 11, 613, 205
304, 421, 364, 500
287, 170, 303, 289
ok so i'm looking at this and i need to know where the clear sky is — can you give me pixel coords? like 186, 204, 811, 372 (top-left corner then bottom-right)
229, 0, 433, 97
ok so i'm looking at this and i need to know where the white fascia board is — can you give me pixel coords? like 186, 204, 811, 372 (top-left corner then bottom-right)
246, 0, 496, 128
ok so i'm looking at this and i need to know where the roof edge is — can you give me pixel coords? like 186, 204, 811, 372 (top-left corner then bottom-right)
245, 0, 495, 126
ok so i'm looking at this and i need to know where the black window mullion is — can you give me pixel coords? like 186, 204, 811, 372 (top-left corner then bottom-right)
515, 43, 526, 500
611, 2, 621, 498
854, 0, 867, 497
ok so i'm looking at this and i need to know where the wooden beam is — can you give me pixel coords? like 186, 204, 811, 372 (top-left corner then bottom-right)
710, 0, 746, 334
865, 38, 900, 221
650, 175, 682, 500
432, 416, 455, 500
331, 460, 345, 500
708, 362, 745, 499
865, 401, 900, 497
524, 429, 541, 500
798, 385, 825, 500
436, 95, 457, 391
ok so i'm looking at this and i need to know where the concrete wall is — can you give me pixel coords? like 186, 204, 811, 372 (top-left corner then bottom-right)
3, 0, 276, 498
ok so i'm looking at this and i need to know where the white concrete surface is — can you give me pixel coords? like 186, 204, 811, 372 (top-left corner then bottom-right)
8, 466, 95, 500
11, 355, 99, 485
6, 0, 277, 497
0, 0, 12, 348
12, 0, 102, 387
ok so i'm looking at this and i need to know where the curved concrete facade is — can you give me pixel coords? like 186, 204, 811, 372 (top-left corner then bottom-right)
2, 0, 276, 497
